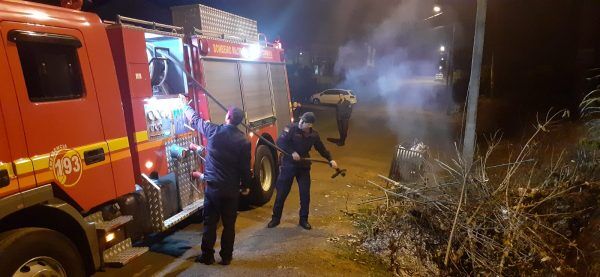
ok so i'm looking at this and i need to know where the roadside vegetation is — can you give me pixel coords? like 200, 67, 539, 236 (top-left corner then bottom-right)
339, 102, 600, 276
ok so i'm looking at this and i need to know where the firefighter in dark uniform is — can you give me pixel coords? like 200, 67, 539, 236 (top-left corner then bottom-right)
267, 112, 338, 230
183, 103, 252, 266
328, 97, 353, 146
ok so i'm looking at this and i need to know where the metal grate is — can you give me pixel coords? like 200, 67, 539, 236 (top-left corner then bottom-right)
389, 145, 427, 182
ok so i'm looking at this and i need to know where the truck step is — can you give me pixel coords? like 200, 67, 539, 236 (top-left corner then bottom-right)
84, 211, 133, 232
163, 199, 204, 229
103, 238, 149, 267
96, 215, 133, 232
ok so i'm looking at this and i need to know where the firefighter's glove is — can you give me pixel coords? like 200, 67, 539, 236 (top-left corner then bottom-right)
292, 152, 301, 161
178, 94, 189, 105
192, 171, 204, 181
189, 143, 204, 155
179, 95, 195, 121
329, 160, 338, 169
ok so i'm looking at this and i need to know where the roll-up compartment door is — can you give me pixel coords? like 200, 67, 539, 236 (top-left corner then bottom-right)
239, 62, 274, 123
269, 64, 292, 134
202, 60, 243, 125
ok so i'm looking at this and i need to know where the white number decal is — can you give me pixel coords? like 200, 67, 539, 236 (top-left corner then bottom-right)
54, 162, 63, 177
71, 156, 81, 173
63, 157, 72, 175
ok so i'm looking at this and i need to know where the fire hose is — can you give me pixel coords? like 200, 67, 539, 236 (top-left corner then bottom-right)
163, 52, 346, 179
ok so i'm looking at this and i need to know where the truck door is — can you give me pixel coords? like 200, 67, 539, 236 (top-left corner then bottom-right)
0, 27, 33, 200
268, 64, 292, 133
1, 22, 116, 211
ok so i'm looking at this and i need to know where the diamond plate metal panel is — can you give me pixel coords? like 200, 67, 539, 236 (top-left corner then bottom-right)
140, 174, 166, 232
84, 211, 103, 224
163, 199, 204, 229
165, 133, 203, 209
103, 238, 149, 266
140, 133, 204, 233
171, 4, 258, 42
95, 216, 133, 232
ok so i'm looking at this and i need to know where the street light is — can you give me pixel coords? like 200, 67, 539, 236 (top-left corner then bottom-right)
440, 45, 446, 52
425, 5, 443, 21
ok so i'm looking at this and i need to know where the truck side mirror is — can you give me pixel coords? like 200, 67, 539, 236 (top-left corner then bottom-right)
148, 57, 168, 66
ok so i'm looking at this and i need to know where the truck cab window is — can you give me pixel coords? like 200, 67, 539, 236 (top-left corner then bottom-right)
11, 31, 85, 102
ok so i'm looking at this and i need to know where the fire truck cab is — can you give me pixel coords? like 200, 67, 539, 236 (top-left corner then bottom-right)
0, 1, 291, 276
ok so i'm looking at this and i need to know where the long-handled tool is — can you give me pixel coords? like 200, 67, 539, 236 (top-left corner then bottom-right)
190, 85, 347, 178
303, 158, 347, 179
161, 51, 345, 177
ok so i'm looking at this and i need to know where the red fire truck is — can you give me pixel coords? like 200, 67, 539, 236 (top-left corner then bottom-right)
0, 1, 291, 275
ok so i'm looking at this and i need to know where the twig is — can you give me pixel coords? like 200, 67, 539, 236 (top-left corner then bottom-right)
485, 159, 535, 169
366, 180, 426, 204
357, 196, 388, 205
444, 173, 467, 266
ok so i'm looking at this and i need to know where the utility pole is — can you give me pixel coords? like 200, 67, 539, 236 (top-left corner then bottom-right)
462, 0, 488, 168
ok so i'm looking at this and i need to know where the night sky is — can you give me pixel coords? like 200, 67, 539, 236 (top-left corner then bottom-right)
85, 0, 600, 119
86, 0, 410, 48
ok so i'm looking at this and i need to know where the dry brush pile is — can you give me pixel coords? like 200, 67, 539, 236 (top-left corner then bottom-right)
344, 110, 599, 276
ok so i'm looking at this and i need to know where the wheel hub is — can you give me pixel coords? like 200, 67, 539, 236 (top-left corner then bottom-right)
14, 256, 67, 277
259, 156, 273, 191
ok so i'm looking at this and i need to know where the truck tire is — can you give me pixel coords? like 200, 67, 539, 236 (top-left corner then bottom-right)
312, 98, 320, 104
0, 227, 86, 277
249, 145, 277, 205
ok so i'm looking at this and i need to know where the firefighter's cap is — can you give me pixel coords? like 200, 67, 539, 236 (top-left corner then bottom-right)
300, 112, 316, 124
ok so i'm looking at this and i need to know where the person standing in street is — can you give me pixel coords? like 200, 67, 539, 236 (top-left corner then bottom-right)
267, 112, 338, 230
183, 98, 252, 266
327, 97, 353, 146
292, 101, 303, 122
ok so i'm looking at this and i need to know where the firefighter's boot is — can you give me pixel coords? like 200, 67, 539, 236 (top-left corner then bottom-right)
299, 219, 312, 230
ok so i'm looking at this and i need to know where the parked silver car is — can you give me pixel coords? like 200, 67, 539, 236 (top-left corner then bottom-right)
310, 89, 357, 105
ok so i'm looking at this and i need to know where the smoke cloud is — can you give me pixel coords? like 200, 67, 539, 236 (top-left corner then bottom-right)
335, 0, 456, 152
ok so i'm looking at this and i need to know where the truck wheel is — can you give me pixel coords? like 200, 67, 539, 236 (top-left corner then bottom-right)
312, 98, 320, 104
0, 228, 86, 277
250, 145, 277, 205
